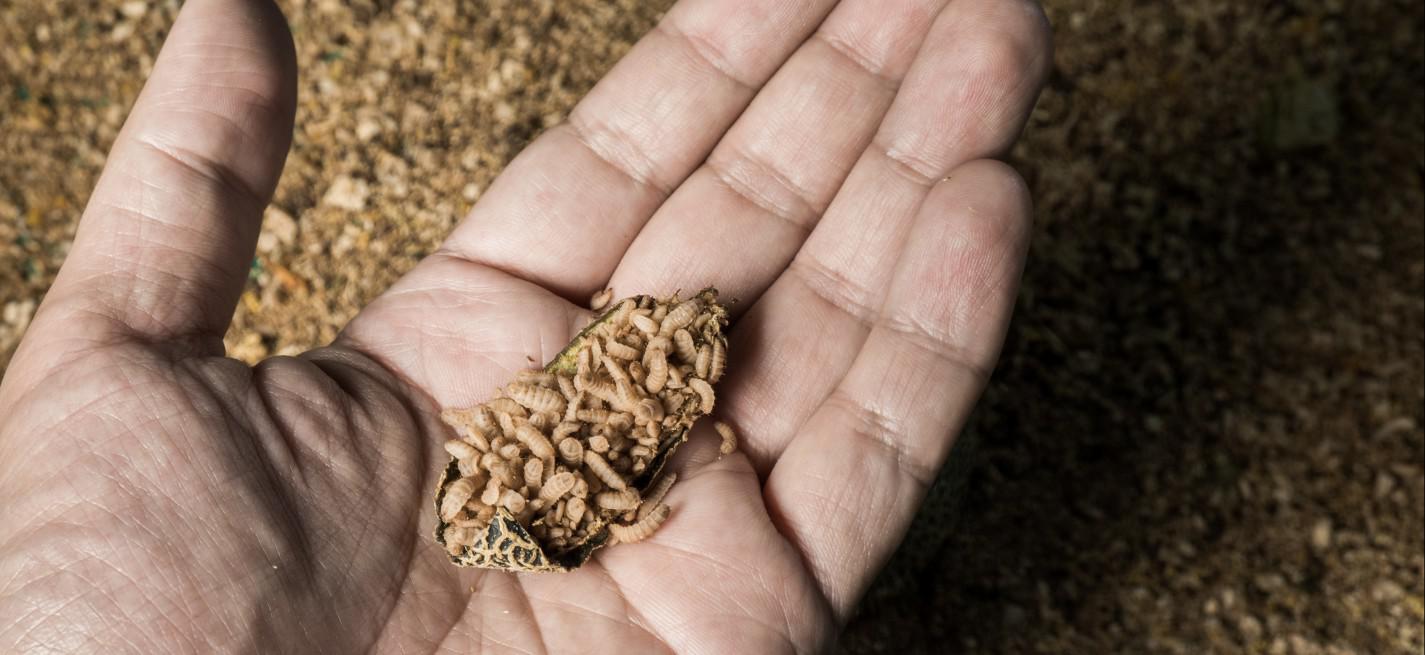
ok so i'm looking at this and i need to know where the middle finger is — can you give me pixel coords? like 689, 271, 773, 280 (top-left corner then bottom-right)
606, 0, 949, 307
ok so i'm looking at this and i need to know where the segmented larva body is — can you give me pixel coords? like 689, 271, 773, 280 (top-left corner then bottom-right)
688, 377, 716, 413
441, 408, 493, 452
595, 489, 642, 511
539, 471, 576, 503
638, 473, 677, 520
444, 439, 480, 462
529, 411, 559, 431
583, 450, 627, 491
566, 496, 587, 525
604, 338, 640, 361
499, 488, 527, 513
557, 436, 584, 467
441, 476, 480, 521
695, 344, 712, 379
630, 313, 659, 336
673, 329, 698, 364
645, 348, 669, 393
609, 503, 670, 543
714, 421, 737, 455
524, 458, 544, 490
557, 375, 578, 402
634, 398, 665, 425
658, 299, 701, 337
590, 287, 614, 311
515, 369, 556, 387
515, 424, 556, 460
486, 397, 528, 418
709, 338, 726, 383
444, 526, 478, 555
506, 382, 566, 415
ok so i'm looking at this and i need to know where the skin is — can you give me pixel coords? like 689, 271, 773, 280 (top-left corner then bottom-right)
0, 0, 1050, 652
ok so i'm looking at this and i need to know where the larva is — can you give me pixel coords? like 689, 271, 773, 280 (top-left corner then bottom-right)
630, 313, 659, 336
470, 405, 498, 433
524, 458, 544, 491
506, 382, 566, 415
529, 411, 558, 431
576, 408, 613, 424
604, 338, 640, 361
694, 343, 711, 379
609, 503, 670, 544
666, 365, 686, 389
628, 360, 647, 386
563, 391, 582, 422
557, 436, 584, 467
444, 525, 477, 555
596, 489, 642, 511
673, 329, 698, 364
643, 336, 671, 366
539, 471, 576, 503
589, 287, 613, 311
441, 476, 480, 521
606, 411, 634, 432
487, 460, 519, 489
709, 338, 726, 383
566, 496, 587, 526
498, 442, 521, 461
638, 473, 677, 520
444, 439, 479, 462
645, 348, 668, 393
496, 411, 518, 439
688, 377, 716, 413
552, 421, 580, 443
557, 374, 578, 402
582, 379, 620, 406
634, 398, 665, 425
486, 397, 528, 418
576, 347, 592, 384
514, 424, 556, 460
499, 488, 527, 513
714, 421, 738, 455
440, 408, 492, 452
587, 435, 611, 453
480, 478, 502, 506
515, 369, 556, 387
583, 450, 627, 491
658, 299, 701, 337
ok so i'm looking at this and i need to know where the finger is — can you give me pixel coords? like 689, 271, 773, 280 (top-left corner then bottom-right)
761, 161, 1033, 620
721, 0, 1051, 471
606, 0, 948, 304
436, 0, 840, 300
29, 0, 296, 355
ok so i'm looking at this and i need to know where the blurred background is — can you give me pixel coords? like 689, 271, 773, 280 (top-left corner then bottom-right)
1, 1, 1421, 652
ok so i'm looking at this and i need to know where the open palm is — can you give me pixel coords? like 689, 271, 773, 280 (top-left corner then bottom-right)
0, 0, 1049, 652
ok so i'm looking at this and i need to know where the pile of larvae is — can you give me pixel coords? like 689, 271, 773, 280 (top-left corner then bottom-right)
433, 289, 734, 570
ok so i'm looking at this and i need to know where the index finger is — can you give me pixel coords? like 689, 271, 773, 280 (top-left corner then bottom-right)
436, 0, 840, 299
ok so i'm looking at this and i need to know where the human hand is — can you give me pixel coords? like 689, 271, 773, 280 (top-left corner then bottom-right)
0, 0, 1049, 652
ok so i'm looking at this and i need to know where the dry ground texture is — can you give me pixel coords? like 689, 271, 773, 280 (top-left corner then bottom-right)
2, 1, 1422, 653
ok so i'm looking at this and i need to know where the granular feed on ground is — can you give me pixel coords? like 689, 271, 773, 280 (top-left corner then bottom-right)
1, 1, 1420, 653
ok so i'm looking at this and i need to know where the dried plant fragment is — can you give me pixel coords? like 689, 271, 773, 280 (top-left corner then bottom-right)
432, 289, 729, 571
